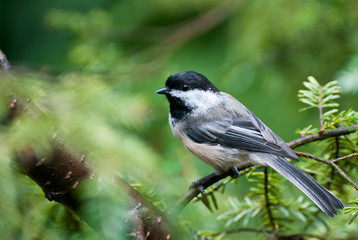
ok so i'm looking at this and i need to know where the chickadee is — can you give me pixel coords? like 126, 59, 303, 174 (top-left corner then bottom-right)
156, 71, 344, 217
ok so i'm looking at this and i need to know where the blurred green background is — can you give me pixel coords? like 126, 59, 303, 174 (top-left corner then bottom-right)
1, 0, 358, 239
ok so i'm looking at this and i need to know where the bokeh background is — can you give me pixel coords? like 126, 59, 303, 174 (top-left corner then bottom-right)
1, 0, 358, 239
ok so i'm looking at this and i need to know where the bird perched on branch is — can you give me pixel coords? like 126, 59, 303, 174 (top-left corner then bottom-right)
156, 71, 343, 217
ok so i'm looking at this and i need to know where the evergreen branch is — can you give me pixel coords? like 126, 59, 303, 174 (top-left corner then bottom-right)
345, 200, 358, 225
298, 76, 342, 131
295, 152, 358, 190
264, 168, 276, 230
288, 124, 358, 149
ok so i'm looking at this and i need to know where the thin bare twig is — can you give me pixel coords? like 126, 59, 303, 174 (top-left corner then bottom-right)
288, 124, 358, 149
295, 151, 358, 190
332, 153, 358, 163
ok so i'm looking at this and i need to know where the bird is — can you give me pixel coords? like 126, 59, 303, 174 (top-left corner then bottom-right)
156, 70, 344, 217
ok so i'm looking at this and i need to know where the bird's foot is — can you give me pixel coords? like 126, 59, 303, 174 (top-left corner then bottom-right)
229, 166, 240, 179
190, 167, 240, 197
190, 173, 216, 197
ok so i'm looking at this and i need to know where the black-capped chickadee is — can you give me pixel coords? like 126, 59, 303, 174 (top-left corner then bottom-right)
156, 71, 343, 217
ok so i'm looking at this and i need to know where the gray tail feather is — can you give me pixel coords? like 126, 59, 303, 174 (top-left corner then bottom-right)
266, 156, 344, 217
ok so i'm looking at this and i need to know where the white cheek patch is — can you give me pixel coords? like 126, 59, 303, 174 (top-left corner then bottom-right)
170, 89, 222, 114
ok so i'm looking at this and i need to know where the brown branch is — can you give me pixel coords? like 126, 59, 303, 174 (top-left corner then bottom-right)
264, 168, 276, 230
287, 124, 358, 149
18, 145, 91, 210
134, 211, 145, 240
331, 153, 358, 163
17, 143, 179, 239
295, 151, 358, 190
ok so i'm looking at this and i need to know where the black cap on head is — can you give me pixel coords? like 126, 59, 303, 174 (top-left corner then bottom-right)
165, 71, 219, 92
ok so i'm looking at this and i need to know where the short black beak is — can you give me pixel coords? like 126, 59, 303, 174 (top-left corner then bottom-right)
156, 87, 169, 95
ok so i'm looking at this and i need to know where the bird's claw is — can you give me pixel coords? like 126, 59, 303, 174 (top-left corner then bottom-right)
190, 177, 211, 197
197, 184, 207, 197
190, 168, 240, 197
229, 166, 240, 179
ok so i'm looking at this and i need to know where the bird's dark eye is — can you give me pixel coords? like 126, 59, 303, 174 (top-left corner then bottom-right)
182, 84, 190, 91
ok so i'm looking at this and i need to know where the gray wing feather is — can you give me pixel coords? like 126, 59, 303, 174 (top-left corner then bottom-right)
243, 106, 298, 160
185, 93, 298, 160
